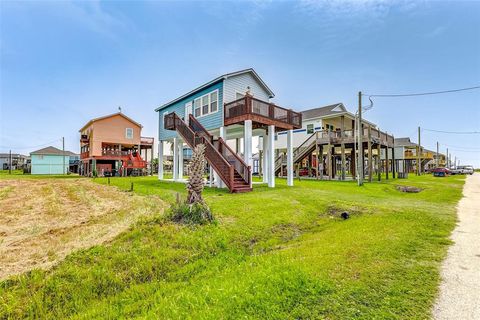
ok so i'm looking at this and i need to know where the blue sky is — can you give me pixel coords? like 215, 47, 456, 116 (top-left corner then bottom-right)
1, 0, 479, 166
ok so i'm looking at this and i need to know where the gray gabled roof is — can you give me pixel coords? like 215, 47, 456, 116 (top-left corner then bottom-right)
30, 146, 76, 156
155, 68, 275, 112
0, 153, 28, 158
301, 103, 346, 119
394, 137, 418, 147
301, 103, 376, 127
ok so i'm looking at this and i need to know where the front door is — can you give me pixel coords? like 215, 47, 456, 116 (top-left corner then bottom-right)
185, 102, 193, 125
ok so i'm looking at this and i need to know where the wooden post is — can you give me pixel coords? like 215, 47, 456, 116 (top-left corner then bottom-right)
368, 126, 372, 182
377, 143, 381, 181
385, 145, 389, 180
327, 134, 332, 180
417, 126, 421, 175
340, 115, 346, 180
62, 137, 65, 175
8, 150, 12, 174
392, 143, 396, 179
315, 132, 319, 180
319, 145, 324, 180
357, 92, 363, 186
351, 147, 356, 178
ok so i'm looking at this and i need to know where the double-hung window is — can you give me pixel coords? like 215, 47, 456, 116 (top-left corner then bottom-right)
307, 124, 314, 134
194, 98, 201, 117
210, 91, 218, 113
126, 128, 133, 139
202, 95, 209, 115
192, 89, 219, 118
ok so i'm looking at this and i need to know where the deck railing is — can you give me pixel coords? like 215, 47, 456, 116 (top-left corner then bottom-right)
102, 150, 130, 157
141, 137, 154, 145
224, 95, 302, 128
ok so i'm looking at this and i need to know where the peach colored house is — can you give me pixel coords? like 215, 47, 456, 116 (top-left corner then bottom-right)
79, 112, 154, 176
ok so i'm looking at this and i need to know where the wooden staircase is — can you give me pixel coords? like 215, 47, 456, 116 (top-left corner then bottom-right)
164, 113, 252, 193
274, 132, 317, 175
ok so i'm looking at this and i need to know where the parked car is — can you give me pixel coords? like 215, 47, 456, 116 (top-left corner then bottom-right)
449, 168, 461, 175
432, 167, 450, 177
298, 167, 316, 177
457, 165, 474, 175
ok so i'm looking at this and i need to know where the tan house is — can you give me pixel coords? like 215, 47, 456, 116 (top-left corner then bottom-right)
79, 112, 154, 176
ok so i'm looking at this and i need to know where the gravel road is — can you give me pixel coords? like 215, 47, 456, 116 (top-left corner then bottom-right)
433, 172, 480, 319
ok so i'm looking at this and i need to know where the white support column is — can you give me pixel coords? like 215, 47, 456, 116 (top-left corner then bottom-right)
215, 126, 226, 188
172, 137, 178, 181
268, 125, 275, 188
287, 129, 293, 186
209, 165, 213, 187
178, 139, 183, 180
262, 134, 269, 184
158, 140, 164, 180
244, 120, 253, 187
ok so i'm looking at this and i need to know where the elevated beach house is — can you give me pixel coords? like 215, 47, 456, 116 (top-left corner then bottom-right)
79, 112, 154, 177
268, 103, 396, 181
155, 68, 302, 192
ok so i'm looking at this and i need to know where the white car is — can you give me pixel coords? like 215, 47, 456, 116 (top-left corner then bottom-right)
457, 165, 474, 175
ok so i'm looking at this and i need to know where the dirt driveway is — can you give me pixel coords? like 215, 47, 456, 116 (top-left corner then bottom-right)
0, 178, 164, 280
433, 173, 480, 319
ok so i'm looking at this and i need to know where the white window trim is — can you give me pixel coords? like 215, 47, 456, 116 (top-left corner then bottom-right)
126, 127, 134, 139
193, 89, 219, 119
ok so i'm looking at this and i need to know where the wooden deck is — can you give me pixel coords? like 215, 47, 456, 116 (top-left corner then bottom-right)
224, 95, 302, 131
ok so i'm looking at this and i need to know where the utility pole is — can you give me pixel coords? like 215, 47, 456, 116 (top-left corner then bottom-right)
446, 148, 449, 168
417, 126, 421, 175
357, 91, 363, 186
9, 150, 12, 174
62, 137, 65, 175
436, 141, 439, 167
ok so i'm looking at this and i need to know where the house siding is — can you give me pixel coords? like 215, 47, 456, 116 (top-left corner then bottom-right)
158, 81, 224, 141
223, 73, 271, 103
31, 154, 69, 174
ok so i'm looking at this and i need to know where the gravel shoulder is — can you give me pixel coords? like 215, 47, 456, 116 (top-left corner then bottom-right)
433, 172, 480, 319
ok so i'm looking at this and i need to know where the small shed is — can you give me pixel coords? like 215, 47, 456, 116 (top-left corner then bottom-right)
30, 146, 74, 174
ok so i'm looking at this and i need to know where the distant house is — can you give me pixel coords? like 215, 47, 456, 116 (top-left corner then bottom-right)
30, 146, 76, 174
393, 137, 436, 173
0, 153, 29, 170
265, 103, 394, 181
79, 112, 154, 176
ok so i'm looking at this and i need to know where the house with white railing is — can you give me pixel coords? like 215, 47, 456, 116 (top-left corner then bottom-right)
264, 103, 396, 181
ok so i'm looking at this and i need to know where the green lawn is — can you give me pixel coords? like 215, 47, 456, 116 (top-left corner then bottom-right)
0, 174, 465, 319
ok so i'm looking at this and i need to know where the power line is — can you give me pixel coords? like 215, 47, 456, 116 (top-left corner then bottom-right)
422, 128, 480, 134
443, 144, 480, 150
0, 138, 62, 150
365, 85, 480, 98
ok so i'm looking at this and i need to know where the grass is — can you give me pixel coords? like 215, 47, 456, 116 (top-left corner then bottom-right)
0, 173, 465, 319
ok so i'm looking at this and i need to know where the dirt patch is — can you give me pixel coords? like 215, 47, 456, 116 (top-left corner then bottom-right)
0, 178, 165, 280
396, 185, 423, 193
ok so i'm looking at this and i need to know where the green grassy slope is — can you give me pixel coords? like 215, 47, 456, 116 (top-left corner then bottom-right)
0, 174, 464, 319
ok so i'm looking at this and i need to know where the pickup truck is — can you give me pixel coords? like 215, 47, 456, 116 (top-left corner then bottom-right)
457, 165, 474, 175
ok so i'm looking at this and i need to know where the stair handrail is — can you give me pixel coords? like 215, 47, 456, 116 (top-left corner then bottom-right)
275, 132, 317, 171
216, 137, 251, 186
164, 112, 235, 191
188, 114, 213, 143
189, 113, 250, 186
